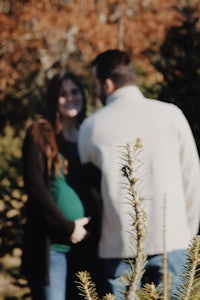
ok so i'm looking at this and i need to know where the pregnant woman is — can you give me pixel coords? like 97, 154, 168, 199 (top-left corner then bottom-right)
21, 118, 89, 300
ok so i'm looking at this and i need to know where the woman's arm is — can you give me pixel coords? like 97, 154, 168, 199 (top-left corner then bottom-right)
22, 132, 76, 244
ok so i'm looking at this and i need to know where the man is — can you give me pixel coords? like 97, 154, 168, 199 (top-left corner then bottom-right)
78, 49, 200, 298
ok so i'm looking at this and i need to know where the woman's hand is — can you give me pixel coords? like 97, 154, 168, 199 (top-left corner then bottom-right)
69, 217, 89, 244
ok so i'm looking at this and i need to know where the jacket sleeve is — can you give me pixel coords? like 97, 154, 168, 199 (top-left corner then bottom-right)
177, 107, 200, 236
78, 118, 94, 164
22, 132, 75, 244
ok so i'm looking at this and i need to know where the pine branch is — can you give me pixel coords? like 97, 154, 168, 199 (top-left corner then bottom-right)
119, 139, 148, 300
175, 235, 200, 300
161, 193, 171, 300
76, 271, 101, 300
102, 294, 116, 300
139, 283, 161, 300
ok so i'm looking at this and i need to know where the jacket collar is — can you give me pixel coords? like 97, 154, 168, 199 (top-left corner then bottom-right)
106, 85, 144, 105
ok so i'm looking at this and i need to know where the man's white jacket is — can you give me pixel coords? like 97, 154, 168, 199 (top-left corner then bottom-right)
78, 85, 200, 258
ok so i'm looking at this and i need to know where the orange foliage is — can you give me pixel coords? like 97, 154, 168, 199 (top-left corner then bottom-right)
0, 0, 199, 100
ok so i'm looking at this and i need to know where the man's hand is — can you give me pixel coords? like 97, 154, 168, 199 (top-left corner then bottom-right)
69, 217, 89, 244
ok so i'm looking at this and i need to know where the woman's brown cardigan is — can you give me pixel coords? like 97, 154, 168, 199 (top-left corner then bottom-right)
20, 131, 75, 284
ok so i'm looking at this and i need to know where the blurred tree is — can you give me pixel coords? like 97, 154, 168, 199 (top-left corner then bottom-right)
0, 126, 26, 256
0, 127, 29, 297
0, 0, 179, 132
145, 0, 200, 154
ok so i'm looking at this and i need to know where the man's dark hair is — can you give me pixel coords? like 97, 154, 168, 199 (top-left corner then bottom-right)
91, 49, 135, 88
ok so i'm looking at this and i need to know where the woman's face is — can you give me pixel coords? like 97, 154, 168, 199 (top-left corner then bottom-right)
58, 79, 83, 118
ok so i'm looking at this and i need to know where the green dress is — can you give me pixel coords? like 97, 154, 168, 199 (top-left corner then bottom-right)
49, 168, 85, 253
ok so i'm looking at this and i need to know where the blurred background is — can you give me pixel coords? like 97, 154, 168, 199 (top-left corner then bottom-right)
0, 0, 200, 298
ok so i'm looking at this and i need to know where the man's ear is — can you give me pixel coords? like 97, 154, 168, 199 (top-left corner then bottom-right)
104, 78, 116, 95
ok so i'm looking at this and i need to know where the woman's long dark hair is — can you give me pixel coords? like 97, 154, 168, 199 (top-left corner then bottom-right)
46, 71, 87, 133
27, 119, 62, 176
